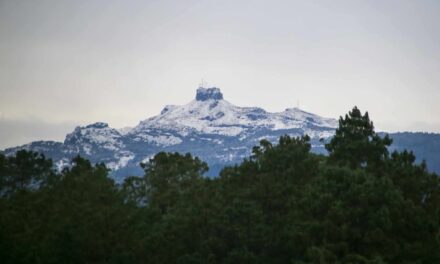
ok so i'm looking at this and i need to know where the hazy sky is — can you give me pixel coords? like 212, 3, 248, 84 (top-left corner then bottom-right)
1, 0, 439, 149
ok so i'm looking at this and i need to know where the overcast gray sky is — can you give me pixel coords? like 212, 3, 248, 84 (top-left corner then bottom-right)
1, 0, 439, 149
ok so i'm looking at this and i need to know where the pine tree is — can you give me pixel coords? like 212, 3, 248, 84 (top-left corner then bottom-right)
325, 106, 392, 170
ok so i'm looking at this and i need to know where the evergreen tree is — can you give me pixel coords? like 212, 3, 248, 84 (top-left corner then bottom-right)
325, 106, 392, 170
0, 150, 54, 198
1, 107, 439, 263
141, 152, 208, 214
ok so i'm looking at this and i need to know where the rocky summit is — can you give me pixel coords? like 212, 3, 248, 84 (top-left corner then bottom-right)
196, 87, 224, 101
3, 87, 440, 181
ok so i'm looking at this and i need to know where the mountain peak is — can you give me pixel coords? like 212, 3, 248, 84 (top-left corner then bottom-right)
196, 87, 223, 101
85, 122, 109, 129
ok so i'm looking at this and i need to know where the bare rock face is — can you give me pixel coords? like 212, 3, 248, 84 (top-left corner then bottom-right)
196, 87, 223, 101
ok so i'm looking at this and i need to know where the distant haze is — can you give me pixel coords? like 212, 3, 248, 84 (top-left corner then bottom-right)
1, 0, 439, 149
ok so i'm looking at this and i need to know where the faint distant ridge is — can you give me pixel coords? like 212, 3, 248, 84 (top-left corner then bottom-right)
2, 86, 440, 180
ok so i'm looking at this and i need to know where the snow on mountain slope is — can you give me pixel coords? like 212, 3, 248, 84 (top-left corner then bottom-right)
62, 122, 135, 171
4, 86, 440, 178
3, 86, 440, 179
129, 87, 337, 142
64, 122, 125, 154
2, 86, 339, 180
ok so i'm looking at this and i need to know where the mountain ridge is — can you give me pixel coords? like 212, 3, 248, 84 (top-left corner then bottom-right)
3, 87, 440, 181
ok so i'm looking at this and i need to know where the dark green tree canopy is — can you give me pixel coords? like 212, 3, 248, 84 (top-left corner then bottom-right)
141, 152, 208, 213
1, 107, 439, 264
0, 150, 54, 198
325, 106, 392, 170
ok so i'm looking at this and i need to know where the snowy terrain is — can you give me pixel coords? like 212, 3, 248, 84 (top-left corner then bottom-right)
3, 87, 439, 181
130, 87, 337, 141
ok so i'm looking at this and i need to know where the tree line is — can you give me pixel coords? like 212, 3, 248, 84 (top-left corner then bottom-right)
1, 107, 439, 263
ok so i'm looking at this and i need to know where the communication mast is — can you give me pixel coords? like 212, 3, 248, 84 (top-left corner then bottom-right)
199, 78, 208, 88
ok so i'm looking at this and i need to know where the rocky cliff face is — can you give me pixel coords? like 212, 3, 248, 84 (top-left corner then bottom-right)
196, 87, 224, 101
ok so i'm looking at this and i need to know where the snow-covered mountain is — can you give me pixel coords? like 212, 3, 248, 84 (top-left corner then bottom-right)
3, 87, 440, 181
130, 87, 337, 141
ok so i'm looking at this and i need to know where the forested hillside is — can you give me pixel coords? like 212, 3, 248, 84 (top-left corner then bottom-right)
1, 107, 439, 263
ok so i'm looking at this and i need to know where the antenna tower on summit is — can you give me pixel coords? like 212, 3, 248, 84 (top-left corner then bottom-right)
199, 78, 208, 88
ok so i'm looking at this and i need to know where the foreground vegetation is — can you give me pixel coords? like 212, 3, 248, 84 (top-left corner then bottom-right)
1, 107, 439, 263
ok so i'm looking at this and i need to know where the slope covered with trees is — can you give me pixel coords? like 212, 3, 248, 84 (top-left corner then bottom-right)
1, 107, 439, 263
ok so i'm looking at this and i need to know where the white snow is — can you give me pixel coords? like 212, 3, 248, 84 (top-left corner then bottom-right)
65, 123, 126, 153
83, 144, 92, 155
133, 134, 183, 146
107, 153, 135, 170
47, 87, 338, 176
141, 154, 156, 164
130, 91, 337, 138
55, 158, 71, 172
